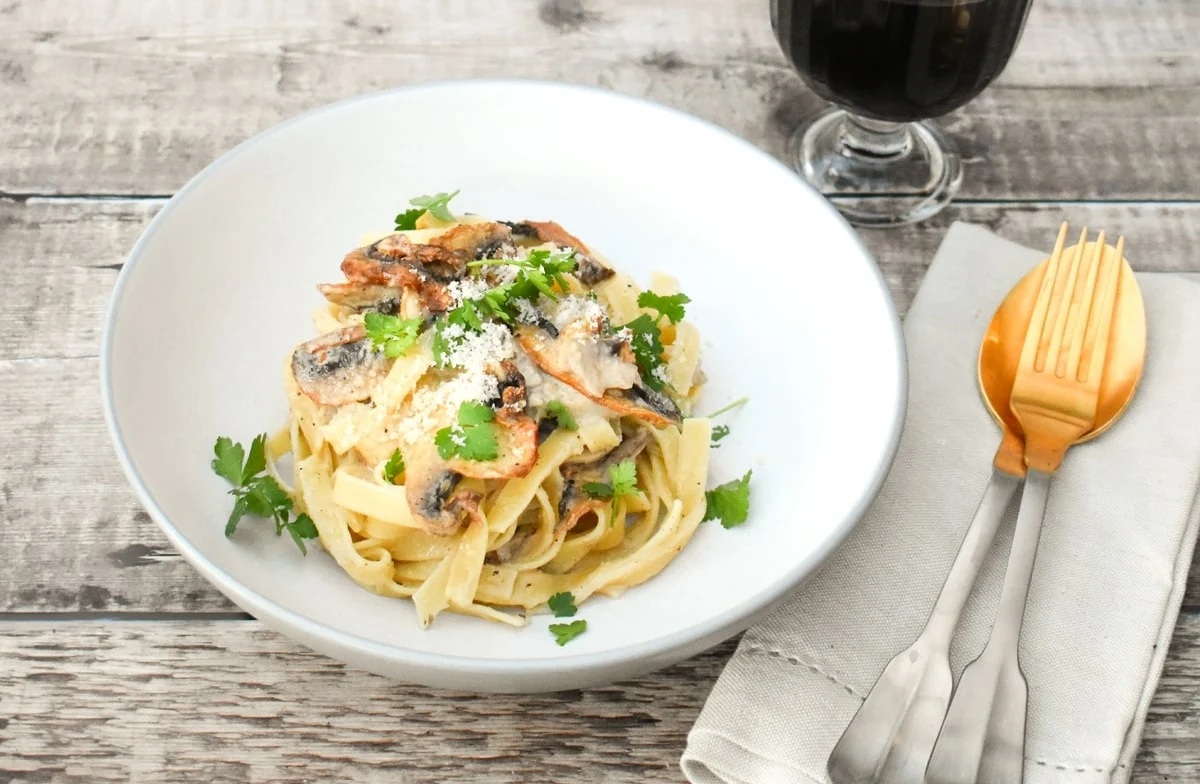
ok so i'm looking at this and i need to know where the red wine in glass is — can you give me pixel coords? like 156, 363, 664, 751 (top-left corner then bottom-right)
771, 0, 1034, 226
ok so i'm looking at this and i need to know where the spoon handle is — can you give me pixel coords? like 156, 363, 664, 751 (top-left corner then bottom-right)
826, 470, 1019, 784
925, 469, 1052, 784
923, 471, 1023, 649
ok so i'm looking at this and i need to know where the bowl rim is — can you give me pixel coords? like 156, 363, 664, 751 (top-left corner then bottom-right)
100, 77, 907, 678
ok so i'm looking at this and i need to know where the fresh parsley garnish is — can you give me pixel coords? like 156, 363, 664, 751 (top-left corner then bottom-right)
435, 401, 500, 462
409, 190, 460, 222
582, 459, 639, 514
582, 481, 612, 499
547, 591, 577, 618
702, 470, 752, 529
468, 248, 577, 303
711, 424, 730, 446
544, 400, 578, 431
393, 207, 424, 231
212, 435, 318, 554
383, 449, 405, 484
432, 301, 486, 366
433, 249, 579, 366
550, 619, 587, 646
637, 291, 691, 325
621, 313, 668, 392
363, 312, 423, 358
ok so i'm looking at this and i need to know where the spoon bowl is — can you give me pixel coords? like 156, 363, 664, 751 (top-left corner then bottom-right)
978, 240, 1146, 457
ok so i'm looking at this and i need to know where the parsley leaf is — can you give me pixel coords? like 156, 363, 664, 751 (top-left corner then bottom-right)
212, 437, 245, 486
363, 312, 423, 359
549, 619, 587, 646
711, 424, 730, 446
544, 400, 577, 431
703, 470, 753, 529
383, 449, 405, 484
582, 482, 613, 500
394, 207, 424, 231
433, 301, 486, 366
408, 189, 460, 222
287, 513, 319, 555
457, 400, 495, 427
211, 434, 318, 553
435, 401, 500, 462
581, 460, 639, 514
468, 249, 577, 303
609, 460, 638, 500
637, 291, 691, 324
621, 313, 667, 391
225, 495, 250, 537
547, 591, 577, 618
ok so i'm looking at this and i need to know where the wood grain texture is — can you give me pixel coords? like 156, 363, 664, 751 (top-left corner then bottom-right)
0, 620, 1197, 783
3, 197, 1200, 615
0, 0, 1198, 199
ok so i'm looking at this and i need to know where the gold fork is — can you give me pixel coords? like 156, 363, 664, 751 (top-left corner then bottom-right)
925, 224, 1130, 784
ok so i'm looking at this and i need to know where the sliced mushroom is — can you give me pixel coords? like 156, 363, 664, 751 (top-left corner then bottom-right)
427, 221, 515, 260
317, 282, 403, 314
291, 325, 390, 407
557, 429, 652, 534
402, 440, 484, 536
519, 220, 615, 285
340, 233, 467, 312
515, 322, 681, 428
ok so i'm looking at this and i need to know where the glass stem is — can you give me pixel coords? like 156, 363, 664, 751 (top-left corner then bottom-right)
840, 114, 912, 160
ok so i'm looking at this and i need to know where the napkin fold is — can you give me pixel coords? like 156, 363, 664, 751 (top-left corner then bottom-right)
682, 223, 1200, 784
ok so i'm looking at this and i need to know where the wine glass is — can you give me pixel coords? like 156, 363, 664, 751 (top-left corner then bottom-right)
771, 0, 1034, 227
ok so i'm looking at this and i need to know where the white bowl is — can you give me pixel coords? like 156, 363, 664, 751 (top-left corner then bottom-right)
102, 79, 905, 692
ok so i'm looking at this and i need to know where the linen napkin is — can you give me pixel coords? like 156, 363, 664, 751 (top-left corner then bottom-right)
682, 222, 1200, 784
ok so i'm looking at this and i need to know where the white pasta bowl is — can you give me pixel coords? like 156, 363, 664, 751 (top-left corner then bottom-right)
102, 80, 905, 692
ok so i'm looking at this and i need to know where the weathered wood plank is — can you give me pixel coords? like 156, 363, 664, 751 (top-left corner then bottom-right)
0, 0, 1197, 199
3, 197, 1200, 614
0, 620, 1195, 782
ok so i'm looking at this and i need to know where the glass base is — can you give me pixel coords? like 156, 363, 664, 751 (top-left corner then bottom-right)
788, 108, 963, 228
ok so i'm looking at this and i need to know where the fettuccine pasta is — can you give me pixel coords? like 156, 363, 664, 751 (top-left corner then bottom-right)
273, 199, 711, 628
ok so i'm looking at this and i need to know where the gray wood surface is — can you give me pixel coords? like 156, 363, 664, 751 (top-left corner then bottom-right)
2, 0, 1199, 781
0, 0, 1198, 199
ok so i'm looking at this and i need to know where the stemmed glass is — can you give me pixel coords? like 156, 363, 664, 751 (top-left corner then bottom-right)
771, 0, 1034, 226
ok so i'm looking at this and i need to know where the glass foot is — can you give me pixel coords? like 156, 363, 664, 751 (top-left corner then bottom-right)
789, 108, 963, 228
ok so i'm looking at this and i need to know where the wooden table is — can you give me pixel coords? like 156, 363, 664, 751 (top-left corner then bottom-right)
2, 1, 1198, 780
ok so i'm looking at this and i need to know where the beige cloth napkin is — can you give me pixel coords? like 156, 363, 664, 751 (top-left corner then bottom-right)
682, 222, 1200, 784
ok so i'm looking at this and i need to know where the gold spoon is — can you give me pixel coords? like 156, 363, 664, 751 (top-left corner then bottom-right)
827, 227, 1145, 784
978, 237, 1146, 476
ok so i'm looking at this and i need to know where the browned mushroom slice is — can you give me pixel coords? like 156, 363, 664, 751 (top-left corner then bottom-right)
402, 440, 483, 536
557, 429, 652, 534
446, 415, 539, 480
291, 326, 390, 407
515, 324, 681, 428
427, 221, 515, 260
340, 233, 466, 312
317, 282, 403, 314
520, 220, 615, 285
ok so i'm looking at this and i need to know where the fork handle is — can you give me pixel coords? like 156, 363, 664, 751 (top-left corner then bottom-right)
989, 468, 1052, 651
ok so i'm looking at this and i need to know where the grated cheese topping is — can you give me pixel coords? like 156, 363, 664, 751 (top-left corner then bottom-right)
395, 321, 514, 444
551, 295, 605, 331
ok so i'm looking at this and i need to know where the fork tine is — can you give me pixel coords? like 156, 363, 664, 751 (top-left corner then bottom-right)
1019, 222, 1069, 374
1041, 227, 1088, 373
1062, 232, 1106, 378
1080, 235, 1124, 383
